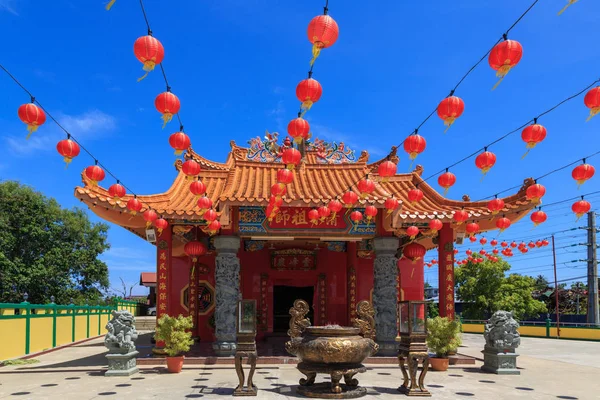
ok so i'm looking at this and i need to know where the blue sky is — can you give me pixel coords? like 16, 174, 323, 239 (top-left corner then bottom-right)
1, 1, 599, 296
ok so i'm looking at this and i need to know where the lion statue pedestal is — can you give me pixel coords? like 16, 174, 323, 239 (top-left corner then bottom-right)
104, 310, 139, 376
481, 311, 521, 375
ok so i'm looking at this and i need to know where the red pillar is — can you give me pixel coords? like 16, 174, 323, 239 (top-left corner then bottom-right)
398, 257, 424, 301
438, 222, 455, 319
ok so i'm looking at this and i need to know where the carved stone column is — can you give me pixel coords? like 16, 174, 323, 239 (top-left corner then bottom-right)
212, 236, 241, 356
373, 237, 399, 356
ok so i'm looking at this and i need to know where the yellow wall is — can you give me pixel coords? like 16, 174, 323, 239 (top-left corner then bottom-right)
89, 315, 100, 336
558, 327, 600, 340
75, 315, 88, 341
462, 323, 484, 333
29, 318, 53, 354
56, 316, 73, 346
518, 325, 547, 337
463, 323, 600, 341
0, 319, 26, 360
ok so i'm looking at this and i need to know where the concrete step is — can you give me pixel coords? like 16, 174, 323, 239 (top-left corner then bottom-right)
135, 316, 156, 331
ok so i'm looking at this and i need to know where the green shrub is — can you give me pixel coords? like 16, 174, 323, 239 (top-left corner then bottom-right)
154, 315, 194, 357
426, 316, 462, 358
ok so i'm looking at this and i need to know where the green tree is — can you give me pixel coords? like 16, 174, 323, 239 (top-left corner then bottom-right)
455, 253, 546, 320
0, 181, 110, 304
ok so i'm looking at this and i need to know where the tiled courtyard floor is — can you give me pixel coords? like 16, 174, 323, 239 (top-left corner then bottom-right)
0, 333, 598, 399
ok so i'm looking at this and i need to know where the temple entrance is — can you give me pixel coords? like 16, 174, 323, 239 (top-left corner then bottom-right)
273, 285, 314, 333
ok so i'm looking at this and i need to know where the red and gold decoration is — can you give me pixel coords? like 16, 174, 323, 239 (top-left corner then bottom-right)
85, 165, 105, 186
296, 76, 322, 112
406, 225, 419, 240
495, 216, 511, 233
203, 209, 218, 223
308, 208, 320, 226
521, 123, 547, 157
572, 198, 591, 220
154, 217, 169, 235
407, 188, 424, 204
318, 273, 327, 325
156, 237, 170, 323
530, 209, 547, 227
328, 199, 343, 218
403, 242, 425, 264
56, 138, 80, 167
488, 38, 523, 89
364, 205, 378, 225
282, 147, 302, 170
403, 133, 426, 161
437, 96, 464, 132
189, 180, 207, 198
18, 102, 46, 139
465, 222, 480, 237
259, 274, 269, 330
182, 159, 201, 180
197, 196, 213, 214
572, 162, 595, 188
307, 12, 339, 66
584, 86, 600, 121
271, 183, 287, 199
126, 197, 143, 215
429, 219, 443, 234
384, 197, 399, 215
155, 91, 181, 128
184, 240, 207, 275
377, 160, 397, 182
133, 35, 165, 81
169, 132, 191, 156
526, 183, 546, 203
438, 170, 456, 195
318, 205, 331, 221
108, 183, 126, 203
143, 209, 158, 228
277, 168, 295, 188
357, 178, 375, 198
207, 220, 221, 235
453, 209, 469, 225
287, 116, 310, 144
475, 150, 496, 177
350, 210, 363, 226
487, 198, 505, 215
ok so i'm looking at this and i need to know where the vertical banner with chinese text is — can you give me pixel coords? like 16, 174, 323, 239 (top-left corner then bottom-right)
156, 226, 172, 323
189, 262, 198, 332
438, 223, 455, 319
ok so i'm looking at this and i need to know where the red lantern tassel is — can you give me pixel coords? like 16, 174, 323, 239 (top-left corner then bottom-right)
586, 107, 600, 122
105, 0, 117, 10
443, 118, 456, 134
491, 65, 513, 91
161, 113, 173, 129
137, 61, 157, 82
310, 44, 323, 67
558, 0, 578, 16
25, 124, 40, 140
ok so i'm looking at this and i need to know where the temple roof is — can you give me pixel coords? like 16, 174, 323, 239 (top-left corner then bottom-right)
74, 140, 536, 239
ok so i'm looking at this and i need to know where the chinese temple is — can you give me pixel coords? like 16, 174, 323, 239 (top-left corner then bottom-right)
74, 137, 536, 355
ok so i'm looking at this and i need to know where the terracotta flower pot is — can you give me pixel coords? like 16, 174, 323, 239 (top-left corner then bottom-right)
166, 356, 184, 373
429, 357, 449, 371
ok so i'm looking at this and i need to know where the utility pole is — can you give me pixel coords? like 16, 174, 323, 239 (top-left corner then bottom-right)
587, 212, 599, 325
552, 235, 560, 337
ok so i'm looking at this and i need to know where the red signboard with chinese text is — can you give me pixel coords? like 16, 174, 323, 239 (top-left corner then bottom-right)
271, 249, 316, 271
268, 207, 347, 230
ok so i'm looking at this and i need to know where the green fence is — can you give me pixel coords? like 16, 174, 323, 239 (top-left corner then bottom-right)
461, 318, 600, 341
0, 299, 142, 361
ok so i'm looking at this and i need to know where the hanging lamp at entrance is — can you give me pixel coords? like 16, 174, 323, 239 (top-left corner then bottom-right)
438, 170, 456, 195
197, 196, 213, 214
437, 96, 465, 132
287, 117, 310, 144
296, 77, 322, 112
108, 183, 126, 203
350, 210, 363, 224
403, 242, 426, 264
203, 209, 218, 222
530, 209, 547, 226
207, 220, 221, 235
127, 197, 143, 215
143, 209, 158, 228
307, 12, 339, 66
133, 35, 165, 82
169, 132, 191, 156
182, 160, 201, 180
154, 218, 169, 235
85, 165, 105, 186
271, 183, 287, 199
495, 216, 511, 233
488, 38, 523, 90
377, 160, 397, 182
487, 198, 505, 215
475, 150, 496, 176
56, 138, 80, 167
277, 168, 295, 187
526, 183, 546, 203
403, 133, 427, 160
572, 199, 591, 220
572, 163, 595, 188
384, 197, 399, 214
318, 205, 331, 221
407, 188, 424, 204
521, 123, 547, 157
190, 180, 207, 197
429, 219, 443, 234
453, 209, 469, 225
328, 199, 343, 218
357, 178, 375, 198
584, 86, 600, 121
308, 209, 320, 226
155, 91, 180, 128
18, 102, 46, 139
184, 241, 206, 262
282, 147, 302, 170
406, 225, 419, 239
364, 205, 378, 224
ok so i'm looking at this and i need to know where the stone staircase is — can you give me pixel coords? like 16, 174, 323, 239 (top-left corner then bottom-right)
135, 316, 156, 331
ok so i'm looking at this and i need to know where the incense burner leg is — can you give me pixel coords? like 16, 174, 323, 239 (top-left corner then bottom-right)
398, 354, 409, 392
234, 354, 244, 392
344, 371, 359, 387
247, 353, 257, 391
299, 371, 316, 386
330, 371, 343, 394
418, 354, 429, 391
408, 355, 419, 390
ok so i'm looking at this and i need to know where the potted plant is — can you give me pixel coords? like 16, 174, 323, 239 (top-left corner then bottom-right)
426, 316, 462, 371
154, 314, 194, 373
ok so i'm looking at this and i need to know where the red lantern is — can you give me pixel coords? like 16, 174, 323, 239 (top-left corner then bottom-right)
572, 163, 595, 188
197, 196, 213, 214
350, 210, 363, 224
407, 188, 424, 204
282, 148, 302, 170
342, 190, 359, 208
584, 86, 600, 121
526, 183, 546, 203
184, 241, 206, 262
487, 198, 505, 215
307, 14, 339, 66
154, 218, 169, 235
466, 222, 480, 236
190, 180, 207, 197
475, 151, 496, 176
437, 96, 465, 131
542, 239, 549, 247
403, 242, 426, 264
169, 132, 190, 156
127, 197, 143, 215
501, 241, 508, 247
357, 178, 375, 198
287, 117, 310, 144
453, 209, 469, 225
182, 160, 201, 180
207, 220, 221, 235
530, 210, 547, 227
378, 160, 397, 182
406, 225, 419, 239
108, 183, 126, 202
266, 205, 277, 222
521, 124, 547, 156
18, 103, 46, 139
429, 219, 443, 234
271, 183, 287, 199
328, 199, 343, 218
403, 134, 427, 160
85, 165, 105, 186
480, 250, 487, 255
466, 249, 473, 256
296, 77, 322, 111
491, 239, 498, 247
438, 171, 456, 195
510, 241, 517, 248
384, 197, 399, 215
496, 217, 511, 232
269, 195, 283, 208
469, 236, 477, 243
155, 91, 181, 128
308, 209, 320, 226
133, 35, 165, 81
277, 168, 294, 187
364, 205, 378, 224
528, 241, 536, 249
480, 237, 488, 245
318, 205, 331, 221
488, 39, 523, 89
536, 240, 543, 248
203, 209, 218, 222
493, 249, 499, 255
572, 199, 591, 220
143, 209, 158, 228
56, 139, 80, 167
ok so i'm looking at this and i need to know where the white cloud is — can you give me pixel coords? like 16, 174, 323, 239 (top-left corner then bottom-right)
0, 0, 18, 15
60, 110, 116, 136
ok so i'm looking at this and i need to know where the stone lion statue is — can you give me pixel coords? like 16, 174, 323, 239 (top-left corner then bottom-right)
483, 311, 520, 350
105, 310, 138, 354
